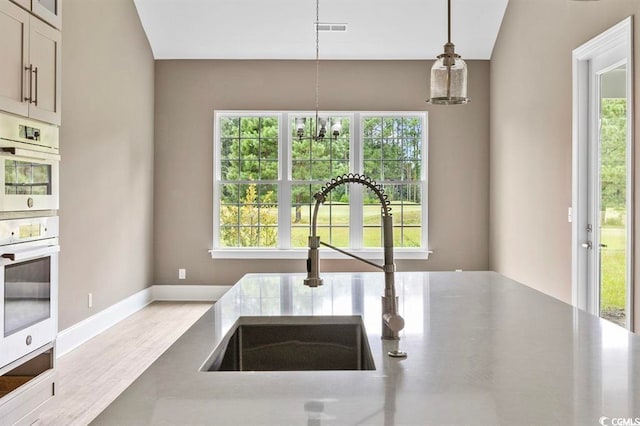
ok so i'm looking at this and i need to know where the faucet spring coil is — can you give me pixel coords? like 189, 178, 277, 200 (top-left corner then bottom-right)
316, 173, 392, 216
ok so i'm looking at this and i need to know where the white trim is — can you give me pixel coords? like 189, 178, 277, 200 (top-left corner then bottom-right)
209, 248, 432, 260
213, 110, 429, 259
572, 16, 634, 331
56, 285, 230, 358
56, 287, 153, 358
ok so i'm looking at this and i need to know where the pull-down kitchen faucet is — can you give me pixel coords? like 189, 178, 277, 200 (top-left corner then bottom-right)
304, 174, 406, 348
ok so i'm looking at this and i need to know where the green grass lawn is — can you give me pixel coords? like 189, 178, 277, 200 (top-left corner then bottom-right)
600, 226, 627, 313
290, 203, 422, 248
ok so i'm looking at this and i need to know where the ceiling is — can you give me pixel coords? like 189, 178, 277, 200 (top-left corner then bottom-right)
133, 0, 509, 60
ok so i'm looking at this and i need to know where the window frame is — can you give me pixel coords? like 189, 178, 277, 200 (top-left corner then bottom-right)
211, 110, 429, 260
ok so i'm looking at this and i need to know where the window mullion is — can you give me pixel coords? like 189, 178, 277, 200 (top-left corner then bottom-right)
279, 113, 291, 249
213, 112, 222, 249
351, 113, 363, 249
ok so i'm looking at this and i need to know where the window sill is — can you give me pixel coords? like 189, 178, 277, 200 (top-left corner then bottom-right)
209, 248, 432, 260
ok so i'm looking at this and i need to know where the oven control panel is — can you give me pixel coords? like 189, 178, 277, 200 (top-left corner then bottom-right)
0, 217, 58, 246
0, 112, 59, 154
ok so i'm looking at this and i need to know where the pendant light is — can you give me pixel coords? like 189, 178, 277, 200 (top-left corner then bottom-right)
427, 0, 470, 105
295, 0, 341, 141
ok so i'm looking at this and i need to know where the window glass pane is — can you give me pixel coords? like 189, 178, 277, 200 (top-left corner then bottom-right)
259, 161, 278, 180
331, 203, 349, 225
383, 117, 403, 137
363, 118, 382, 138
331, 137, 350, 160
221, 160, 239, 181
332, 160, 349, 177
260, 139, 278, 160
220, 184, 239, 204
363, 227, 382, 248
238, 139, 257, 159
363, 160, 382, 181
219, 205, 239, 224
217, 116, 279, 248
258, 226, 278, 247
240, 160, 258, 180
292, 160, 311, 181
221, 138, 237, 160
240, 117, 260, 138
363, 139, 382, 160
382, 161, 403, 181
361, 116, 424, 248
221, 117, 240, 138
291, 227, 309, 248
330, 226, 350, 247
311, 161, 331, 180
260, 117, 279, 138
219, 227, 238, 247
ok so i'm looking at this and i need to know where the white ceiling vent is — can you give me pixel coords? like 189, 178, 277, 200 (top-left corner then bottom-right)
316, 23, 348, 32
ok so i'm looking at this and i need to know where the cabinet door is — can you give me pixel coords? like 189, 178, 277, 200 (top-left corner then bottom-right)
31, 0, 61, 29
9, 0, 31, 11
0, 1, 29, 117
28, 17, 61, 125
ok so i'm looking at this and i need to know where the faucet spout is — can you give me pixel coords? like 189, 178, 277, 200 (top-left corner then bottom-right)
303, 174, 406, 341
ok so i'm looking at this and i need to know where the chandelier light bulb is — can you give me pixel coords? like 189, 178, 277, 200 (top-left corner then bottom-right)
331, 120, 342, 137
295, 117, 306, 139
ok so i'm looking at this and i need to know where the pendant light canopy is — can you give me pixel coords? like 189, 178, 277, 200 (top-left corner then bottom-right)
427, 0, 470, 105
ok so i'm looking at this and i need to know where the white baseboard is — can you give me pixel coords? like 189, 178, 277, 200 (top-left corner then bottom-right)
56, 285, 230, 358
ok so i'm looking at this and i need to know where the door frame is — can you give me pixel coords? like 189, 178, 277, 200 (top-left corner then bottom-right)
572, 17, 634, 330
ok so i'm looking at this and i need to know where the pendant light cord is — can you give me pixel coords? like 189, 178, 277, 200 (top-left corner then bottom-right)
315, 0, 320, 136
447, 0, 451, 43
446, 0, 452, 97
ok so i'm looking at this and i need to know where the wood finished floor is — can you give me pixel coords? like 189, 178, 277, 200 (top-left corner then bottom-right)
35, 302, 213, 426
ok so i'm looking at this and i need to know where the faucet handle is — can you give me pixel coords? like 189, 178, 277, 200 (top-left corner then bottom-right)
383, 313, 405, 333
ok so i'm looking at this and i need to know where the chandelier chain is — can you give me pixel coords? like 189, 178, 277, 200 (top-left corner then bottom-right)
315, 0, 320, 128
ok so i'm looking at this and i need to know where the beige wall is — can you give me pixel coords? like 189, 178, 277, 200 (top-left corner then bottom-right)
154, 60, 490, 286
59, 0, 155, 329
490, 0, 640, 330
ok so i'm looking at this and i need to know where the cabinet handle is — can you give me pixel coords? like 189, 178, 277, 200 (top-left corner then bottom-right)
33, 67, 39, 106
24, 64, 33, 103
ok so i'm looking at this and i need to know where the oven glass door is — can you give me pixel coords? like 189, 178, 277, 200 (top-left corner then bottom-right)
4, 256, 51, 337
4, 159, 52, 196
0, 152, 59, 211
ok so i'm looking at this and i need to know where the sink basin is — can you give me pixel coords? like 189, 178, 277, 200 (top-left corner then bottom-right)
201, 316, 375, 372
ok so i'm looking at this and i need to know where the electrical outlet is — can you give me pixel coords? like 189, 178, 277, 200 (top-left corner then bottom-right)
178, 268, 186, 280
88, 293, 93, 308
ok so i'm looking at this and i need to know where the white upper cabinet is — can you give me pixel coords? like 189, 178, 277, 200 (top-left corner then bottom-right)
10, 0, 61, 29
28, 17, 61, 124
0, 1, 61, 125
0, 1, 30, 117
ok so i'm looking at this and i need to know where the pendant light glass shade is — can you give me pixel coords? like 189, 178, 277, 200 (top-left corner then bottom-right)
427, 43, 469, 105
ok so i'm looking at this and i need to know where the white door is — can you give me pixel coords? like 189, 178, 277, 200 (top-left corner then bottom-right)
572, 18, 634, 330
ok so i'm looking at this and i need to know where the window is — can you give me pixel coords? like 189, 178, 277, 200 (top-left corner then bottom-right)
213, 111, 428, 259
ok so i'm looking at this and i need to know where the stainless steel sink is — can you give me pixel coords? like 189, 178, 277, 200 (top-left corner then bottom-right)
201, 316, 375, 372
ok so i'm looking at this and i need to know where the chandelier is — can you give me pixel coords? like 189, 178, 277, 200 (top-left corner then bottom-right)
295, 0, 342, 140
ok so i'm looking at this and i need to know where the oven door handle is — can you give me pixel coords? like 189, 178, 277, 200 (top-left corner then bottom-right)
1, 244, 60, 261
1, 147, 60, 161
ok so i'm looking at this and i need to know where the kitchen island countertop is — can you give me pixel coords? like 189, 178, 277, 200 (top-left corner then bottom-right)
92, 271, 640, 425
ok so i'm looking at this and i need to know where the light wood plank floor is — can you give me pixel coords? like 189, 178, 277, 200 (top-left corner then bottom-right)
35, 302, 213, 426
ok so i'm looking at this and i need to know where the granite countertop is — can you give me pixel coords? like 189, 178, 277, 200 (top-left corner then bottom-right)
92, 271, 640, 425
